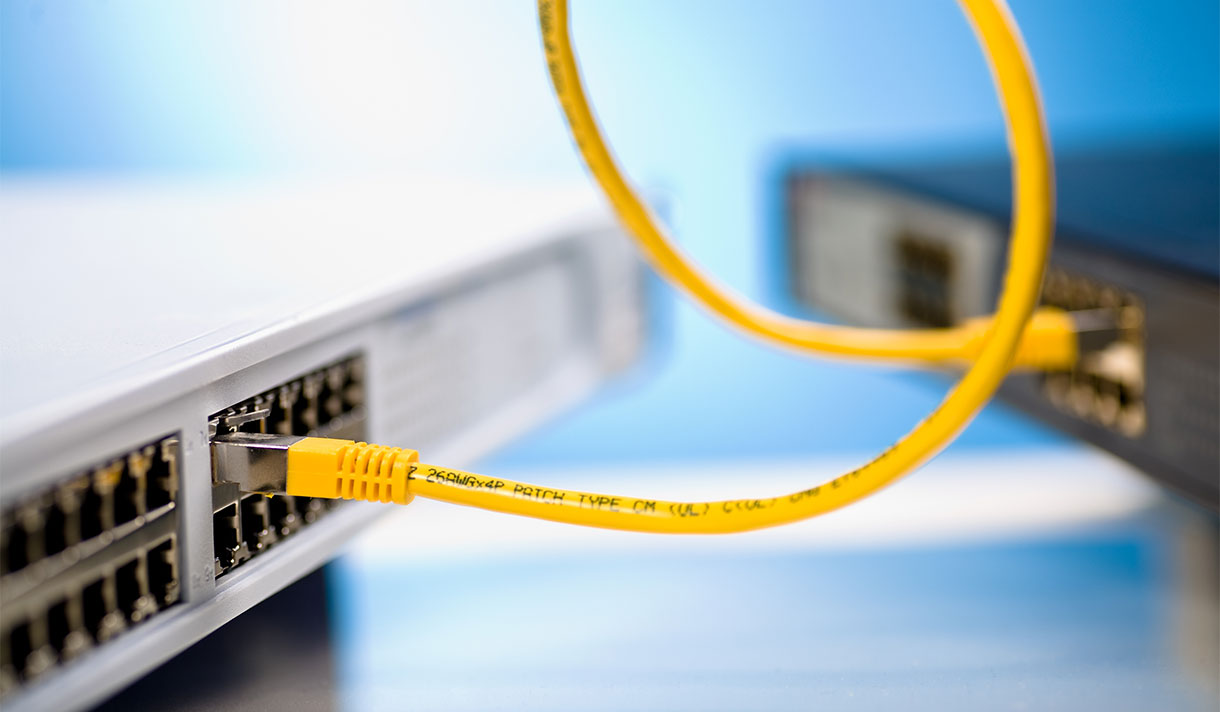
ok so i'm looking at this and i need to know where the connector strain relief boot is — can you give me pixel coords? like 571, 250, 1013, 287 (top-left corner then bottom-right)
287, 438, 419, 505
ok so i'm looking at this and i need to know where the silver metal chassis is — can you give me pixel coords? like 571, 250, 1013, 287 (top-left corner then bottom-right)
0, 223, 645, 711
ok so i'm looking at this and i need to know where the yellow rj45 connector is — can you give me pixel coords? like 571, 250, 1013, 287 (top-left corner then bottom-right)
287, 437, 417, 505
211, 434, 416, 506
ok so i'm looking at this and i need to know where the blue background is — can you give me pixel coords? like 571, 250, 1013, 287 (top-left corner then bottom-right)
8, 5, 1217, 711
4, 0, 1217, 467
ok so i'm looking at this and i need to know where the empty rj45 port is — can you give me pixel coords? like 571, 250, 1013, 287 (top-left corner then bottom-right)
42, 479, 87, 559
145, 442, 178, 510
147, 537, 180, 608
895, 231, 956, 328
46, 595, 91, 664
295, 497, 327, 525
78, 474, 108, 543
82, 573, 126, 645
267, 495, 303, 538
115, 557, 157, 624
213, 504, 248, 575
240, 495, 275, 554
1, 510, 33, 576
1, 616, 55, 685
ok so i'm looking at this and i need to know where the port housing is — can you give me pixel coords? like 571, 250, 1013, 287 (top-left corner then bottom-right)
207, 354, 366, 579
1039, 267, 1147, 437
0, 437, 181, 698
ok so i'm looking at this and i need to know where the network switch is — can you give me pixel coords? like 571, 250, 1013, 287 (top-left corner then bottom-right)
776, 142, 1219, 507
0, 179, 646, 710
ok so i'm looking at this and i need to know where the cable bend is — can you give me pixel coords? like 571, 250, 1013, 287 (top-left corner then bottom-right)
279, 3, 1058, 533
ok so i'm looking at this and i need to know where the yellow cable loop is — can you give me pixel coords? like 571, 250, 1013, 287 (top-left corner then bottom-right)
345, 0, 1056, 533
538, 0, 1071, 370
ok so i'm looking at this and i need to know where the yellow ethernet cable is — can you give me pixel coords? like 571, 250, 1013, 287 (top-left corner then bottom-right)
212, 0, 1057, 533
538, 0, 1076, 371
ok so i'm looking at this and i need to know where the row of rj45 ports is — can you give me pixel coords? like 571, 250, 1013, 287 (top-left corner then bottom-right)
213, 494, 339, 577
1, 438, 179, 579
210, 356, 365, 440
0, 536, 179, 695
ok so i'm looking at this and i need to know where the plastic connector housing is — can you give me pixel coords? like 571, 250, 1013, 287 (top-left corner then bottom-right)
286, 439, 417, 505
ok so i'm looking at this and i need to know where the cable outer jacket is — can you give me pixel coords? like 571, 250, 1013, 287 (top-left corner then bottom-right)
537, 0, 1067, 369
